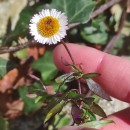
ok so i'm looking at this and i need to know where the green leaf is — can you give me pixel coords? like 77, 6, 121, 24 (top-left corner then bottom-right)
81, 32, 108, 45
82, 73, 100, 79
89, 103, 107, 118
92, 15, 108, 32
44, 100, 65, 123
55, 72, 75, 83
66, 90, 84, 99
14, 6, 37, 35
82, 120, 114, 129
32, 50, 58, 82
54, 114, 71, 129
80, 15, 108, 45
85, 109, 96, 121
48, 0, 95, 23
19, 86, 42, 114
71, 64, 81, 73
0, 116, 8, 130
0, 58, 17, 78
15, 48, 28, 60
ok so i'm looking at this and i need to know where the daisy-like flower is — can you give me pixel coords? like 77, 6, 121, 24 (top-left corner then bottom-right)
29, 9, 68, 45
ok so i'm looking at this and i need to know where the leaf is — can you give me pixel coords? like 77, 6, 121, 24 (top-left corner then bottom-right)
81, 32, 108, 45
82, 73, 100, 79
80, 15, 108, 45
86, 79, 111, 101
32, 50, 58, 82
14, 6, 37, 35
0, 58, 17, 78
85, 109, 96, 121
71, 104, 83, 124
92, 15, 108, 32
15, 48, 28, 60
54, 114, 71, 129
48, 0, 95, 23
81, 120, 114, 129
5, 99, 24, 119
19, 86, 42, 114
0, 116, 8, 130
44, 100, 65, 123
66, 90, 84, 99
83, 97, 95, 106
89, 103, 107, 118
55, 72, 75, 83
70, 64, 83, 74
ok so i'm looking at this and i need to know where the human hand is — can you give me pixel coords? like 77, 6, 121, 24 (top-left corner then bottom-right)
53, 43, 130, 130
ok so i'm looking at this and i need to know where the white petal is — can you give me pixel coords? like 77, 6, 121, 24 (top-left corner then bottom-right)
31, 14, 41, 24
29, 9, 68, 45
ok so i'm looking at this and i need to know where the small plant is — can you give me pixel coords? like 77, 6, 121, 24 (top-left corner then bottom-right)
28, 8, 113, 129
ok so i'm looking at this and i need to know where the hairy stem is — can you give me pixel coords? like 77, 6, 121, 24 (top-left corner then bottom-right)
62, 41, 75, 65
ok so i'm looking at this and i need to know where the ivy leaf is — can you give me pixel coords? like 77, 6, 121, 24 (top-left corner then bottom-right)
81, 120, 114, 129
81, 32, 108, 45
82, 73, 100, 79
32, 50, 58, 82
19, 86, 42, 114
44, 100, 65, 124
80, 15, 108, 45
48, 0, 95, 23
14, 6, 37, 35
0, 58, 17, 78
86, 79, 111, 101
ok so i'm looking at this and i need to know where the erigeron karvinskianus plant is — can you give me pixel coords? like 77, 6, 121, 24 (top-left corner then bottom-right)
29, 9, 113, 129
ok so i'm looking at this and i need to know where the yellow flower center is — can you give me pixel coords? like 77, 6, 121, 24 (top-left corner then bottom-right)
37, 16, 60, 37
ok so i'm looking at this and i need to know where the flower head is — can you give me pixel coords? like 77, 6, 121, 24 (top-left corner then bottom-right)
29, 9, 68, 45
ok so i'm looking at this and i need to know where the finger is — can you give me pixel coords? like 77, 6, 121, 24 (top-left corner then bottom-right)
59, 126, 97, 130
101, 107, 130, 130
53, 43, 130, 102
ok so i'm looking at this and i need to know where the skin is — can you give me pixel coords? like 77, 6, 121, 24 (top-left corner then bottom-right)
53, 43, 130, 130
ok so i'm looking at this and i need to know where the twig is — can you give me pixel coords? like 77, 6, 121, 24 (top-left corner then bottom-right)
90, 0, 122, 19
104, 0, 128, 53
69, 0, 122, 29
0, 40, 35, 54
